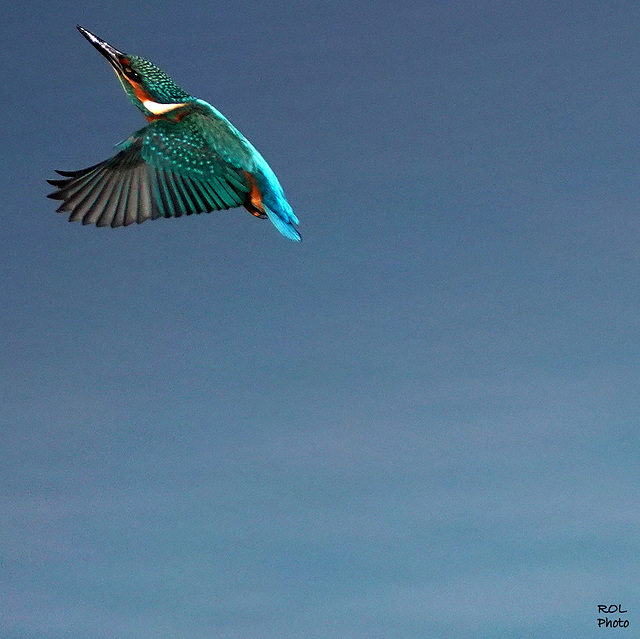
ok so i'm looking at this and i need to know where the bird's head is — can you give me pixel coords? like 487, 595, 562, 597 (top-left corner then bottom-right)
77, 26, 192, 116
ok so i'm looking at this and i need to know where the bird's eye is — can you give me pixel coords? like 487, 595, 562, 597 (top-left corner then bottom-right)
123, 66, 140, 82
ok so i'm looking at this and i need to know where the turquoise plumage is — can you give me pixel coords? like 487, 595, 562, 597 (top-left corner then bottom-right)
47, 26, 300, 241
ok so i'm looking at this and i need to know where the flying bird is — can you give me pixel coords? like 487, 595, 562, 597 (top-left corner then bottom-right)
47, 26, 300, 241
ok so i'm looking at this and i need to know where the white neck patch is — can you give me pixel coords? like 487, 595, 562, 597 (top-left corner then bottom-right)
142, 99, 188, 115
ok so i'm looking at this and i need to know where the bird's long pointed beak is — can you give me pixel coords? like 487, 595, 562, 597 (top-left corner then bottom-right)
77, 25, 125, 70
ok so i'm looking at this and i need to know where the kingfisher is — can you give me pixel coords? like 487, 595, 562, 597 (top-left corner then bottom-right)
47, 26, 300, 241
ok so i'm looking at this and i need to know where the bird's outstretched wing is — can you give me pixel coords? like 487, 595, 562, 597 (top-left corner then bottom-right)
47, 117, 254, 228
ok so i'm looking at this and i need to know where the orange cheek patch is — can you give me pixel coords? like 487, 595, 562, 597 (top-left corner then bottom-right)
128, 79, 150, 103
124, 78, 162, 122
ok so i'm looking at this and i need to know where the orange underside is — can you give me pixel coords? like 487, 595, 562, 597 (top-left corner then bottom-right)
242, 171, 266, 218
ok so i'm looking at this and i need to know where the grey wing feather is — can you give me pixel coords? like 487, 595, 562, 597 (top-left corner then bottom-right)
47, 119, 252, 228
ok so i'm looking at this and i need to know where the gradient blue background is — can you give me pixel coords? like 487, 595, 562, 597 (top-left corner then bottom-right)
2, 1, 639, 637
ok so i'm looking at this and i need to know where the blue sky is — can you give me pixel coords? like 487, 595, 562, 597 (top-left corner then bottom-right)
2, 1, 639, 637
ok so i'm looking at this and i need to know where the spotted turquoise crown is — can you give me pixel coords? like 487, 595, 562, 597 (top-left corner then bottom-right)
123, 56, 193, 104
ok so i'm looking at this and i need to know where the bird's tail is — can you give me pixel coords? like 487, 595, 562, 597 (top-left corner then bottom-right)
263, 203, 301, 241
248, 164, 301, 241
